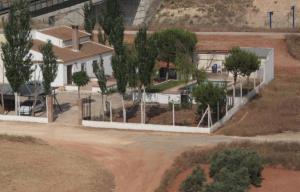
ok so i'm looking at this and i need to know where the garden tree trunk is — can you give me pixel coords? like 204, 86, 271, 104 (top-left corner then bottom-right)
247, 75, 250, 92
166, 61, 170, 81
101, 93, 104, 120
14, 92, 18, 115
78, 87, 80, 98
0, 66, 4, 114
122, 96, 126, 123
31, 81, 39, 117
47, 95, 54, 122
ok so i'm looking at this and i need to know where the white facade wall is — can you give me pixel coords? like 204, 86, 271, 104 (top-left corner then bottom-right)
197, 53, 227, 71
32, 30, 63, 47
64, 52, 113, 85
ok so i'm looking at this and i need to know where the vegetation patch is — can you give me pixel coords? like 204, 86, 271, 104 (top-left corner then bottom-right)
0, 134, 43, 144
147, 80, 185, 93
286, 35, 300, 61
156, 141, 300, 192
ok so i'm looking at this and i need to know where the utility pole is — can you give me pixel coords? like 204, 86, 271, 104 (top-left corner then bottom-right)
292, 6, 296, 29
269, 11, 274, 29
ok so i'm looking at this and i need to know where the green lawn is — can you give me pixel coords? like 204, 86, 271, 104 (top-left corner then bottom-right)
147, 80, 185, 93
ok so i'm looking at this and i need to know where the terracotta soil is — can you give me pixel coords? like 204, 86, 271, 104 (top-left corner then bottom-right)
168, 165, 300, 192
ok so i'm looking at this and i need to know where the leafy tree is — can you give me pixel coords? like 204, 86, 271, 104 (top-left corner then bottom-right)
40, 40, 58, 95
1, 0, 33, 114
72, 71, 89, 98
134, 25, 158, 89
99, 0, 122, 45
93, 57, 107, 119
195, 68, 207, 85
175, 52, 196, 84
126, 47, 138, 89
210, 149, 263, 187
109, 17, 125, 54
83, 0, 96, 33
180, 167, 206, 192
152, 28, 197, 80
225, 47, 260, 86
192, 82, 226, 119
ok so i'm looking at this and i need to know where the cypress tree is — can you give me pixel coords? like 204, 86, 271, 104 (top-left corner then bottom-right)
1, 0, 33, 114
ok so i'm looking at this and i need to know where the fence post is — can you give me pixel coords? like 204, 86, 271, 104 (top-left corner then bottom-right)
110, 101, 112, 122
254, 71, 257, 88
172, 102, 175, 126
78, 98, 83, 125
240, 81, 243, 103
232, 85, 235, 105
47, 95, 54, 123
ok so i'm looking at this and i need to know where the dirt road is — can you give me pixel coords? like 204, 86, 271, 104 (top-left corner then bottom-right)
1, 121, 300, 192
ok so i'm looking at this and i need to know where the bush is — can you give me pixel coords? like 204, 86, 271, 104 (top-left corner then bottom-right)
210, 148, 263, 187
192, 82, 226, 120
180, 167, 206, 192
206, 167, 251, 192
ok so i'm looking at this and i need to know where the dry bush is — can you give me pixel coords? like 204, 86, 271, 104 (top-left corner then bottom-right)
0, 134, 43, 144
155, 141, 300, 192
286, 35, 300, 61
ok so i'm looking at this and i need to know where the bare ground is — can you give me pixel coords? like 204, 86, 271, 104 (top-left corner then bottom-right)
0, 136, 114, 192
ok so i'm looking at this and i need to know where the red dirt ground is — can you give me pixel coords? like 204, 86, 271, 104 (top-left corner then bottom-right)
168, 165, 300, 192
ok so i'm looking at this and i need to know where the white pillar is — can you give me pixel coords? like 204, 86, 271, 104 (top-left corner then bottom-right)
110, 101, 112, 122
172, 102, 175, 126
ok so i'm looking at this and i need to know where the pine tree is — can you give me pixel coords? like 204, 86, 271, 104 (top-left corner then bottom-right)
93, 57, 107, 119
40, 41, 58, 95
83, 0, 96, 33
1, 0, 33, 114
98, 0, 122, 45
135, 25, 158, 89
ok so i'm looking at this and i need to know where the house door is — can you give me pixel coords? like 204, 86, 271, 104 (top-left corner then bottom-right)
67, 65, 72, 85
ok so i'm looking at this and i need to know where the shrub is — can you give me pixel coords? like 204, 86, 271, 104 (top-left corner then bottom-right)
206, 167, 251, 192
192, 82, 226, 119
180, 167, 206, 192
210, 148, 263, 187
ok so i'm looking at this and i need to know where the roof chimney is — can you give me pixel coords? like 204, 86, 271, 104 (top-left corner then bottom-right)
72, 25, 79, 52
92, 30, 99, 43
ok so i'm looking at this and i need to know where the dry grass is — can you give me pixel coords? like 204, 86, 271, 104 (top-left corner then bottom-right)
0, 134, 43, 144
286, 35, 300, 61
151, 0, 300, 32
0, 135, 114, 192
155, 141, 300, 192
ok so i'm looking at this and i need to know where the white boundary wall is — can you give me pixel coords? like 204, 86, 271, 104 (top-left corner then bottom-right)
0, 115, 48, 124
82, 48, 274, 134
83, 120, 211, 134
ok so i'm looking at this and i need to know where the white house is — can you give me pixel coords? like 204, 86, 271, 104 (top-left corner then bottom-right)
0, 25, 114, 91
30, 25, 114, 89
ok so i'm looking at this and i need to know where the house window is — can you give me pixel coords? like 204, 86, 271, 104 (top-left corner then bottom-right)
81, 63, 86, 71
92, 60, 97, 73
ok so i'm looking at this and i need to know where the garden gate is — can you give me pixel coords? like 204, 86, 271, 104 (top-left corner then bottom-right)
82, 96, 91, 120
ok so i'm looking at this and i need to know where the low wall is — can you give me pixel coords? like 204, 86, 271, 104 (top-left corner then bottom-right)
83, 120, 211, 134
0, 115, 48, 124
133, 92, 181, 104
211, 85, 261, 132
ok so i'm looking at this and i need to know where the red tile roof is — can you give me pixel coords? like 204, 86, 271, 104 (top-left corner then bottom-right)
32, 40, 113, 64
39, 26, 90, 41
